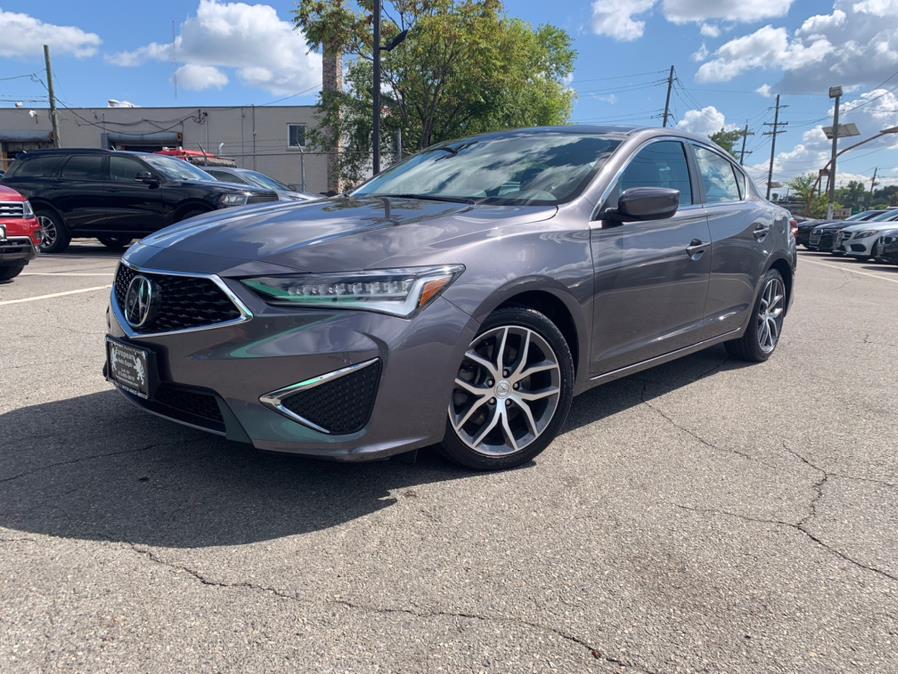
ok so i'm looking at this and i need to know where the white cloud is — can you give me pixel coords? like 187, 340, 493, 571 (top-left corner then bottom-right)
676, 105, 730, 135
756, 83, 773, 97
692, 1, 898, 92
106, 99, 139, 108
692, 43, 709, 62
175, 64, 228, 91
591, 0, 655, 41
109, 0, 321, 96
590, 0, 794, 40
696, 25, 832, 83
0, 9, 100, 58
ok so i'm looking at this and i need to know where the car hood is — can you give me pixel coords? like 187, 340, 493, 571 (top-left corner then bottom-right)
129, 196, 557, 276
840, 222, 898, 233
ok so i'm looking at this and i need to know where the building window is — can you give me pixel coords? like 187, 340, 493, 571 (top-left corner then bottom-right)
288, 124, 306, 149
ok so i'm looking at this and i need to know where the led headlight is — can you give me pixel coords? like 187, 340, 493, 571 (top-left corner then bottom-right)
241, 265, 465, 317
22, 200, 34, 218
852, 230, 877, 239
218, 192, 249, 207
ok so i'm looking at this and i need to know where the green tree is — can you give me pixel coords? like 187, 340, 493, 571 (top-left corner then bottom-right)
296, 0, 576, 186
709, 128, 743, 156
835, 180, 867, 212
787, 173, 833, 218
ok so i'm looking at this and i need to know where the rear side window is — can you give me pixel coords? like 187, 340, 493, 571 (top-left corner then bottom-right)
109, 156, 147, 182
7, 155, 64, 178
59, 155, 106, 180
208, 170, 249, 185
617, 141, 693, 206
694, 146, 741, 203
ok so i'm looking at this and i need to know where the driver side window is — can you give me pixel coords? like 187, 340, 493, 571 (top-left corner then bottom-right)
611, 141, 694, 208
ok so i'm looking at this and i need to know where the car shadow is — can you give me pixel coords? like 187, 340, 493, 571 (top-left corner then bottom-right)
0, 346, 740, 549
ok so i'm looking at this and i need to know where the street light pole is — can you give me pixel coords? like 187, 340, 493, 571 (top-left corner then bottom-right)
372, 2, 382, 175
826, 86, 842, 220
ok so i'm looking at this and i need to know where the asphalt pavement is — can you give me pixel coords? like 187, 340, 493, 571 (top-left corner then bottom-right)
1, 245, 896, 673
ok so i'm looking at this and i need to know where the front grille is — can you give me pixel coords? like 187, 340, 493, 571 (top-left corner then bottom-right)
247, 194, 278, 205
114, 264, 242, 334
0, 202, 25, 218
0, 238, 33, 255
850, 244, 866, 252
153, 385, 224, 426
280, 360, 381, 434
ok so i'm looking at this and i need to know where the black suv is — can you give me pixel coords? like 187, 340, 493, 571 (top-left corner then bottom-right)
2, 149, 278, 253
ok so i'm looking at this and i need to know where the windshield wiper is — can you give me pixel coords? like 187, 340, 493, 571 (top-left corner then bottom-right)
375, 193, 475, 204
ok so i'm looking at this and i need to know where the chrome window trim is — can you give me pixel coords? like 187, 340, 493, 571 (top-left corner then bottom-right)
259, 358, 380, 434
590, 135, 699, 223
110, 259, 253, 339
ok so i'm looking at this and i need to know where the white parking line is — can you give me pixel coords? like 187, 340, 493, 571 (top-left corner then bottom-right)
0, 285, 112, 306
801, 257, 898, 285
21, 272, 114, 277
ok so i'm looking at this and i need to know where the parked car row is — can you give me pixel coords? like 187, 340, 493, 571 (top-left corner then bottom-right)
0, 148, 312, 255
802, 207, 898, 265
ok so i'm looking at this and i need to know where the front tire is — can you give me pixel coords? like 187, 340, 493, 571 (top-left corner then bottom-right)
0, 263, 25, 281
97, 236, 132, 251
440, 307, 574, 470
725, 269, 787, 362
35, 209, 70, 253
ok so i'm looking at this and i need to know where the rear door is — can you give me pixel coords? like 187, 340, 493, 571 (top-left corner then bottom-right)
106, 155, 168, 234
590, 139, 712, 375
53, 154, 110, 233
690, 144, 773, 339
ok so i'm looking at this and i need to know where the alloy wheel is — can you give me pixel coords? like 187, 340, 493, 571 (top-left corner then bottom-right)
37, 215, 57, 250
449, 325, 561, 457
757, 277, 785, 354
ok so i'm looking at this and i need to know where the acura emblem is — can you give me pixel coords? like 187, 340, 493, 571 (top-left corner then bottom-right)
124, 275, 158, 328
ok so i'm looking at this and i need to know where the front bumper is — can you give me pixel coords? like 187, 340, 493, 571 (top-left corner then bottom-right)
837, 236, 877, 258
0, 236, 37, 264
106, 263, 478, 461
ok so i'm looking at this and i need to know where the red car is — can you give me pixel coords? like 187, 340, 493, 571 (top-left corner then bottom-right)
0, 184, 41, 281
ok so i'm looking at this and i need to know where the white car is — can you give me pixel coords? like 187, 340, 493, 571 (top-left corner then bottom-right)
834, 218, 898, 260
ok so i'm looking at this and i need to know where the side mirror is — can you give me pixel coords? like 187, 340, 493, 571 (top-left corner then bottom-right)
135, 171, 159, 185
604, 187, 680, 222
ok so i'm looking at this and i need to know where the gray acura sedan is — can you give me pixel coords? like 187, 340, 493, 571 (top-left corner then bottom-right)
105, 126, 795, 470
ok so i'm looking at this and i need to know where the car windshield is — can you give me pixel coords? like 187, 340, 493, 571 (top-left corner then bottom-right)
142, 155, 217, 182
352, 133, 622, 205
241, 170, 289, 192
868, 209, 898, 221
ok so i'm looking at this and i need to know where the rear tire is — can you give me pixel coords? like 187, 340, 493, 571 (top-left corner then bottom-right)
725, 269, 787, 363
35, 209, 70, 253
0, 263, 25, 281
97, 236, 132, 251
439, 307, 574, 470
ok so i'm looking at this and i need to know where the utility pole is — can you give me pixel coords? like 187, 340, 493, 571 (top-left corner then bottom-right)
372, 3, 382, 175
867, 167, 878, 209
763, 95, 788, 200
661, 65, 675, 128
738, 122, 754, 165
826, 85, 843, 220
43, 44, 61, 148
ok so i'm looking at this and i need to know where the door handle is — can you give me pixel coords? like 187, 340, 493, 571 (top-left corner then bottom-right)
752, 224, 771, 240
685, 239, 707, 257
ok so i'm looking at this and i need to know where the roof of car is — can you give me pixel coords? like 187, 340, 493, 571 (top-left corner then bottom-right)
16, 148, 152, 157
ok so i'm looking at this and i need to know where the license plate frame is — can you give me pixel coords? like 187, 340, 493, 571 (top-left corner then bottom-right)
106, 337, 157, 399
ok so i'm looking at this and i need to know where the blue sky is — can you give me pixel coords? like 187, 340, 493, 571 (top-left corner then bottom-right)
5, 0, 898, 189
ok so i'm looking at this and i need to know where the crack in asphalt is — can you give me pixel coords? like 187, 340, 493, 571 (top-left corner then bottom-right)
676, 442, 898, 585
0, 442, 170, 485
639, 381, 756, 463
124, 543, 656, 672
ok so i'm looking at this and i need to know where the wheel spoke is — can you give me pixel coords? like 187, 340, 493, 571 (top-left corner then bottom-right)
516, 386, 559, 401
511, 329, 531, 377
512, 361, 558, 383
495, 327, 510, 373
456, 395, 490, 428
463, 350, 498, 379
768, 317, 779, 343
499, 409, 519, 451
511, 398, 539, 436
454, 377, 491, 397
472, 407, 501, 447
